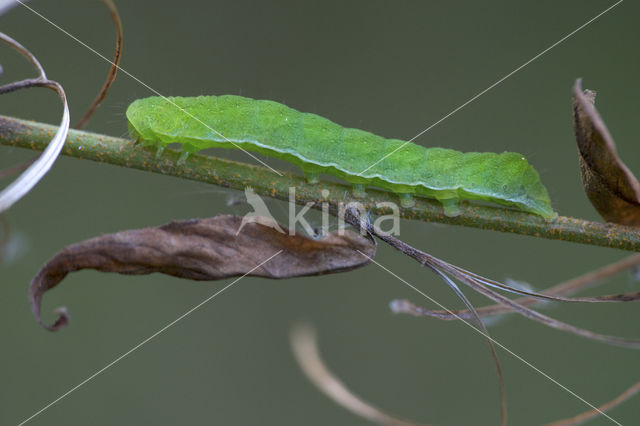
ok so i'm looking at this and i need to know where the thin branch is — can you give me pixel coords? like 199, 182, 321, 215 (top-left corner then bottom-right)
545, 381, 640, 426
1, 115, 640, 252
290, 324, 424, 426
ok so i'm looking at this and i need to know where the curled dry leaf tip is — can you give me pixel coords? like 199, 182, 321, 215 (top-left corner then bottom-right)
29, 215, 376, 331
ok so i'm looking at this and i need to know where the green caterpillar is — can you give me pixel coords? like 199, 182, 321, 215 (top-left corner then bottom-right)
126, 95, 554, 218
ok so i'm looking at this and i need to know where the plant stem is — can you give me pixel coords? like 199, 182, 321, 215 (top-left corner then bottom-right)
2, 115, 639, 252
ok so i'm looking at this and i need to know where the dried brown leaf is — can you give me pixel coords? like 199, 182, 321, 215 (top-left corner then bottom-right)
573, 79, 640, 225
30, 215, 375, 331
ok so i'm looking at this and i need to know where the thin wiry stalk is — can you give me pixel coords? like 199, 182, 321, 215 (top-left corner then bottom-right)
342, 207, 639, 424
426, 266, 507, 426
73, 0, 122, 129
379, 224, 640, 347
291, 324, 425, 426
393, 254, 640, 320
545, 381, 640, 426
341, 207, 640, 348
447, 262, 640, 303
346, 209, 508, 425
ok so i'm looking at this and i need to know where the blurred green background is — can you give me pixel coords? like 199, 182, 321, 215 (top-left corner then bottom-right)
1, 0, 639, 424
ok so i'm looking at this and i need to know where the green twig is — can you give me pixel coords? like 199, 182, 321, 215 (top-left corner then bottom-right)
2, 115, 639, 252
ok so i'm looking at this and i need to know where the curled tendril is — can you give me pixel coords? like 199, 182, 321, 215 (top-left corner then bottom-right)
0, 32, 69, 213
